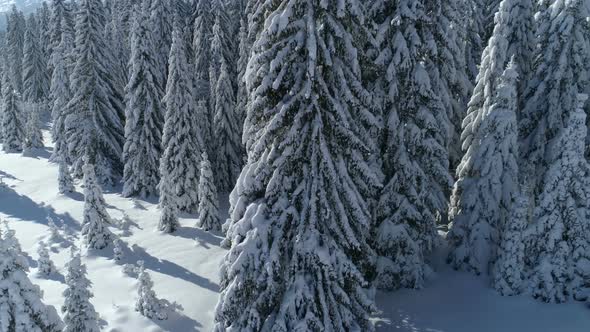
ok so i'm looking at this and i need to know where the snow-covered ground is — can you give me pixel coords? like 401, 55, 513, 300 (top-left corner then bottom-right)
1, 130, 589, 332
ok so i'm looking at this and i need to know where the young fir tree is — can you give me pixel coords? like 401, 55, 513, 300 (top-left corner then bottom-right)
37, 241, 57, 276
448, 0, 535, 275
213, 59, 242, 192
0, 228, 64, 331
158, 21, 203, 217
369, 0, 451, 289
113, 237, 123, 261
1, 70, 25, 153
81, 162, 114, 250
122, 2, 165, 198
62, 249, 100, 332
65, 0, 125, 185
520, 0, 590, 191
215, 1, 380, 330
527, 94, 590, 303
58, 156, 75, 194
196, 152, 220, 232
493, 193, 527, 296
135, 261, 167, 320
49, 19, 74, 162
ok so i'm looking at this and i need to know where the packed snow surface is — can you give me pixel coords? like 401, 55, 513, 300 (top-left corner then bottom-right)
1, 130, 589, 331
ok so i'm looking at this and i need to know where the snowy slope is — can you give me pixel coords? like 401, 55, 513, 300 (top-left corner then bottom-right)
0, 129, 589, 331
0, 0, 42, 13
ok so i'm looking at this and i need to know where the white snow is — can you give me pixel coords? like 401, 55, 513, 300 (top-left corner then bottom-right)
0, 130, 589, 331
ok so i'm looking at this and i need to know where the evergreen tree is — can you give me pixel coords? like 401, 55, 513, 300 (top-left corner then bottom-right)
448, 0, 535, 274
62, 249, 100, 332
23, 14, 50, 107
37, 241, 57, 276
113, 237, 123, 261
235, 17, 248, 126
158, 21, 202, 215
369, 0, 452, 289
213, 59, 242, 192
49, 0, 74, 54
81, 162, 114, 250
105, 9, 131, 94
65, 0, 125, 185
0, 228, 64, 331
23, 105, 44, 151
58, 156, 75, 194
196, 152, 220, 232
461, 0, 485, 82
49, 20, 73, 162
135, 261, 167, 320
520, 0, 590, 191
483, 0, 503, 43
1, 70, 25, 153
149, 0, 173, 88
192, 0, 214, 153
215, 1, 379, 330
493, 194, 527, 296
122, 2, 165, 198
528, 94, 590, 303
6, 6, 26, 94
37, 2, 52, 63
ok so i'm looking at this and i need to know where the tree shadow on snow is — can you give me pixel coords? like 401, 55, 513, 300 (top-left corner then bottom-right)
0, 169, 21, 183
0, 183, 81, 232
21, 147, 52, 160
151, 308, 204, 332
174, 226, 222, 249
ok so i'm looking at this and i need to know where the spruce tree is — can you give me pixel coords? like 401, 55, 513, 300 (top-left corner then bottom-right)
215, 1, 379, 330
6, 6, 26, 94
0, 228, 64, 331
493, 194, 527, 296
81, 162, 114, 250
65, 0, 125, 185
1, 70, 25, 153
196, 152, 220, 232
135, 261, 167, 320
49, 20, 73, 162
520, 0, 590, 191
213, 59, 242, 192
23, 14, 50, 108
528, 94, 590, 303
49, 0, 74, 54
62, 249, 100, 332
58, 156, 75, 194
149, 0, 173, 88
37, 241, 57, 276
122, 2, 165, 198
158, 21, 202, 215
23, 105, 44, 151
369, 0, 451, 289
448, 0, 535, 274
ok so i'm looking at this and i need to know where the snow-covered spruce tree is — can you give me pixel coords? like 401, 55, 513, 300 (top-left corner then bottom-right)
6, 6, 26, 94
483, 0, 503, 43
37, 241, 58, 276
0, 228, 64, 331
196, 152, 220, 232
113, 237, 123, 261
149, 0, 173, 88
49, 19, 74, 162
213, 59, 242, 192
65, 0, 125, 185
215, 1, 380, 330
105, 9, 131, 94
49, 0, 74, 55
369, 0, 452, 289
23, 105, 44, 152
448, 0, 535, 274
158, 21, 203, 215
81, 162, 114, 250
58, 156, 75, 194
135, 261, 167, 320
493, 193, 527, 296
122, 2, 165, 198
37, 2, 52, 62
520, 0, 590, 190
1, 70, 25, 153
23, 14, 50, 108
527, 94, 590, 303
235, 17, 248, 125
448, 60, 520, 275
460, 0, 485, 82
192, 0, 214, 154
62, 249, 100, 332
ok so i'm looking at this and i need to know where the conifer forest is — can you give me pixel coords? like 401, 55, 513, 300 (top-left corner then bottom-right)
0, 0, 589, 331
